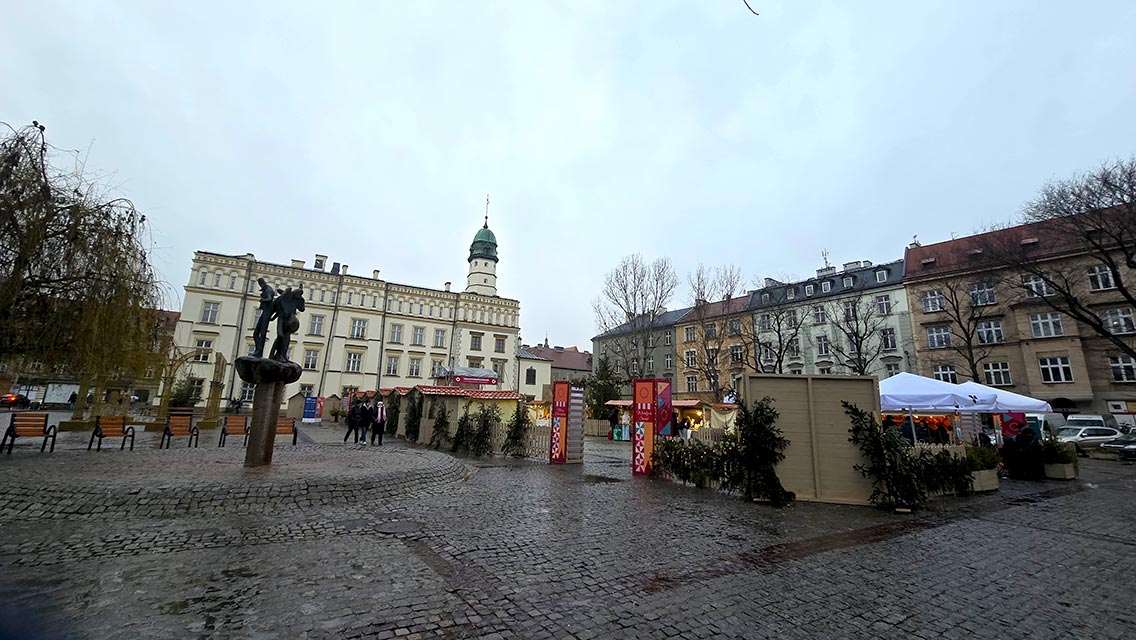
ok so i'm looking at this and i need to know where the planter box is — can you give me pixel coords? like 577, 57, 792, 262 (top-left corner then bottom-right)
1044, 462, 1077, 480
972, 468, 999, 492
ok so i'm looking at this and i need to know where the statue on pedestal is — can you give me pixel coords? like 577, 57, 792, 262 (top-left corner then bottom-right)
269, 286, 305, 362
251, 278, 276, 359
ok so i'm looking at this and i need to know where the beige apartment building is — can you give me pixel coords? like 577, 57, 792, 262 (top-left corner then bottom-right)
904, 222, 1136, 417
170, 221, 522, 406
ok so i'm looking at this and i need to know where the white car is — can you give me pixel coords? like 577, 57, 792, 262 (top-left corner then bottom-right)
1056, 424, 1123, 453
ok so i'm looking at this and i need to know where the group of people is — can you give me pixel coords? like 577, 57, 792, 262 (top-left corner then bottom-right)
344, 399, 386, 446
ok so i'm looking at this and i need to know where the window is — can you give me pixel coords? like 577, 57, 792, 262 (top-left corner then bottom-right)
410, 327, 424, 345
884, 363, 901, 378
471, 335, 482, 350
805, 284, 815, 296
968, 282, 997, 306
1088, 265, 1115, 291
761, 293, 770, 304
708, 373, 719, 392
729, 345, 744, 363
228, 275, 237, 290
1039, 356, 1073, 383
1022, 273, 1055, 297
821, 281, 831, 293
759, 314, 772, 331
1030, 312, 1063, 338
686, 375, 698, 393
431, 359, 445, 377
875, 271, 887, 283
385, 356, 399, 376
786, 309, 797, 325
818, 367, 833, 375
875, 295, 892, 315
664, 332, 672, 346
1109, 355, 1136, 382
409, 358, 422, 377
704, 323, 717, 339
213, 272, 221, 287
664, 354, 673, 370
932, 364, 957, 384
728, 319, 741, 336
788, 337, 800, 358
813, 306, 826, 324
927, 326, 952, 349
347, 292, 354, 306
842, 276, 853, 288
309, 315, 324, 335
789, 368, 803, 375
350, 319, 367, 339
239, 381, 256, 402
189, 378, 205, 399
880, 327, 897, 350
193, 338, 212, 362
342, 386, 359, 399
345, 352, 363, 373
299, 384, 314, 397
200, 302, 220, 324
525, 367, 537, 385
646, 356, 654, 371
389, 324, 403, 343
684, 327, 696, 342
320, 290, 326, 303
198, 270, 207, 286
786, 288, 795, 300
761, 343, 774, 362
977, 320, 1003, 344
434, 329, 446, 348
983, 362, 1012, 386
816, 335, 830, 356
1098, 308, 1135, 335
303, 349, 319, 370
842, 300, 858, 322
495, 337, 506, 353
921, 290, 945, 312
706, 348, 718, 367
685, 350, 696, 367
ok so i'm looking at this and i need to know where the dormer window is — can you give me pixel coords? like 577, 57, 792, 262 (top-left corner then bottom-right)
805, 284, 814, 296
821, 281, 831, 293
875, 271, 887, 283
761, 293, 770, 304
842, 276, 853, 288
786, 288, 795, 300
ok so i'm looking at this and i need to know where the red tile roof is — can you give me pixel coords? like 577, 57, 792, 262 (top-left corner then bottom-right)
903, 219, 1078, 280
527, 345, 592, 373
467, 390, 525, 401
417, 385, 471, 397
677, 294, 751, 323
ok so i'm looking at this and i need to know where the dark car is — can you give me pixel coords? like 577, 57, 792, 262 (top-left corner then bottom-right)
1100, 433, 1136, 460
0, 393, 30, 409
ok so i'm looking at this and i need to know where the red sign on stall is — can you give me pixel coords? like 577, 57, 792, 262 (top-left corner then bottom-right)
632, 379, 655, 476
550, 381, 569, 464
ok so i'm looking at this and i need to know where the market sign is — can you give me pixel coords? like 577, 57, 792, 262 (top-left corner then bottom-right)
550, 381, 569, 464
632, 379, 656, 476
453, 375, 497, 385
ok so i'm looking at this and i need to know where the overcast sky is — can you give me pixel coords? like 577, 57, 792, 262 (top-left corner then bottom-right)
4, 1, 1135, 351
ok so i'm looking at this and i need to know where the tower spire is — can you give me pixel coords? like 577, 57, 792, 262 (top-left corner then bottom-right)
484, 193, 489, 228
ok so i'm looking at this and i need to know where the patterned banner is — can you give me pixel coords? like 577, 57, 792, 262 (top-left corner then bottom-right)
550, 381, 569, 464
655, 379, 673, 437
632, 379, 655, 476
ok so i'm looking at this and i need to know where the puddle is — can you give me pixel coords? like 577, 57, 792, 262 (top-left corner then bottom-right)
581, 475, 622, 484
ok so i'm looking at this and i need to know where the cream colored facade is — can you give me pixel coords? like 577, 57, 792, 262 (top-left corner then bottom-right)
170, 227, 521, 406
516, 349, 552, 401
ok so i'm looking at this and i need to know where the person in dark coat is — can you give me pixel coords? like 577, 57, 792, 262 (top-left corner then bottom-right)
371, 401, 386, 445
344, 400, 362, 444
357, 399, 372, 446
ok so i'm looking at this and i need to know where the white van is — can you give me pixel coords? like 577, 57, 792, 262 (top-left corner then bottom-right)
1025, 413, 1065, 438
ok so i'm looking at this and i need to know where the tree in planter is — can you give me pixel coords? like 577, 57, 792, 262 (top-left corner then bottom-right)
167, 378, 202, 408
722, 397, 794, 505
502, 401, 531, 457
429, 402, 451, 450
385, 394, 401, 435
404, 393, 423, 441
470, 402, 499, 457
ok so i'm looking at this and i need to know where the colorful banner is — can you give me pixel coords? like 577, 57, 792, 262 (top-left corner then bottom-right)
632, 379, 655, 476
302, 396, 320, 423
655, 379, 673, 437
550, 381, 569, 464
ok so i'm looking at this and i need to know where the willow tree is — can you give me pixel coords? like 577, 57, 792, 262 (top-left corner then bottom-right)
0, 122, 163, 416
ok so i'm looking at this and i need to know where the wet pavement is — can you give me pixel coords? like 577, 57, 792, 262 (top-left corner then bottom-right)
1, 429, 1134, 639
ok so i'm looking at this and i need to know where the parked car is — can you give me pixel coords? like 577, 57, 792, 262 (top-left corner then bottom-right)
0, 393, 30, 409
1100, 433, 1136, 460
1064, 414, 1121, 430
1025, 413, 1065, 438
1056, 424, 1124, 454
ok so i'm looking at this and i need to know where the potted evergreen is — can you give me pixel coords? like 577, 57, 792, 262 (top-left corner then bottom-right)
966, 445, 1001, 492
1042, 436, 1078, 480
328, 407, 341, 423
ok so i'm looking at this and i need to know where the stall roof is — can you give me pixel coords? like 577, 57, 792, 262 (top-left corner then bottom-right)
956, 381, 1052, 412
879, 372, 997, 412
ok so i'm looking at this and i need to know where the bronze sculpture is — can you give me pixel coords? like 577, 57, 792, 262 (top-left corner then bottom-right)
268, 286, 305, 362
251, 277, 276, 359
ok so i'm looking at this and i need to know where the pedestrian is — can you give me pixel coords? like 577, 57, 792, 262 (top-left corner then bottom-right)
358, 399, 372, 446
371, 401, 386, 445
680, 417, 691, 441
67, 391, 77, 412
343, 400, 361, 444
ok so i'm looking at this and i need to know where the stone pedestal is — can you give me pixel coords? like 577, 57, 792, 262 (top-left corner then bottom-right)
236, 356, 302, 468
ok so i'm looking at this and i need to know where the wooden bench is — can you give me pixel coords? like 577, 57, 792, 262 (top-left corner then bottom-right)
275, 416, 299, 445
88, 415, 136, 451
2, 413, 57, 454
218, 415, 248, 447
160, 414, 199, 449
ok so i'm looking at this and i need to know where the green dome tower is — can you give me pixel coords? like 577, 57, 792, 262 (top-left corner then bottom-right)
466, 201, 498, 296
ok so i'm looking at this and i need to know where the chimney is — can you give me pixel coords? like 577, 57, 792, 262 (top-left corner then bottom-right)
314, 255, 328, 271
816, 266, 837, 277
330, 262, 340, 275
763, 277, 782, 288
444, 281, 451, 292
842, 261, 861, 271
861, 260, 872, 267
372, 269, 381, 279
341, 264, 348, 276
291, 259, 305, 269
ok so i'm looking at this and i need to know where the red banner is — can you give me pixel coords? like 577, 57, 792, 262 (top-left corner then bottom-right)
453, 375, 497, 385
632, 379, 655, 476
655, 379, 672, 437
550, 381, 569, 463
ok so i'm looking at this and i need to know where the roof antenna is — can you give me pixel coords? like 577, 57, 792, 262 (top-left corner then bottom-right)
484, 193, 489, 228
821, 249, 831, 268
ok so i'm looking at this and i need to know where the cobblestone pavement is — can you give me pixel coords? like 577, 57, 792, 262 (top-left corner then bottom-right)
1, 430, 1134, 639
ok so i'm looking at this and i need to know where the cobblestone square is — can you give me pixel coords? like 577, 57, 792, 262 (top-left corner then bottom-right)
1, 427, 1134, 639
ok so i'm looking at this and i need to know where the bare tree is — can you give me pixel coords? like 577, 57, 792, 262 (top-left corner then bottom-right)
915, 277, 1007, 382
683, 264, 745, 400
743, 284, 808, 374
981, 158, 1136, 360
592, 253, 679, 381
825, 294, 892, 376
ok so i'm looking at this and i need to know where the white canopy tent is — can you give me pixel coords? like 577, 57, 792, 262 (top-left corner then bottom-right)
879, 372, 998, 412
956, 380, 1052, 413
